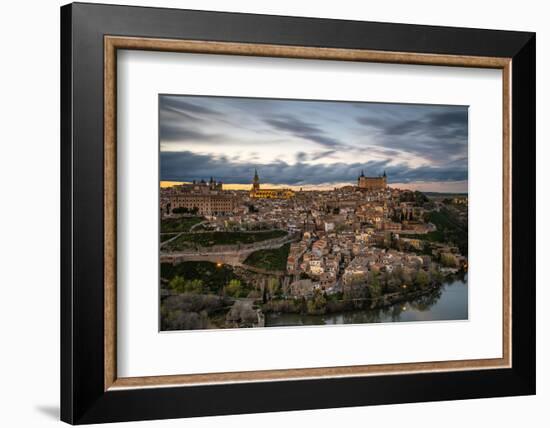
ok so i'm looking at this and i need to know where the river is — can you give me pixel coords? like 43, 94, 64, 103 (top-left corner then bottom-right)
265, 274, 468, 327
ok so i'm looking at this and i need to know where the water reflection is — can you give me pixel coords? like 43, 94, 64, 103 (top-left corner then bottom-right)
265, 274, 468, 327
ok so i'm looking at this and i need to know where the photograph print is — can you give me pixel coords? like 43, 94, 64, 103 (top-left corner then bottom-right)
159, 95, 468, 331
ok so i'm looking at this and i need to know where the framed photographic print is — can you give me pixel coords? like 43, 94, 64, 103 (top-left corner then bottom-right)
60, 2, 536, 424
157, 95, 470, 332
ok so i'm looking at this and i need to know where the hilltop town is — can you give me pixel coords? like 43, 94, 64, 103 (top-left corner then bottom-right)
159, 170, 468, 330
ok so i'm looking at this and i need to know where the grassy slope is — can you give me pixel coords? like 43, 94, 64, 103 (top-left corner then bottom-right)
243, 243, 290, 271
409, 208, 468, 255
160, 216, 203, 233
165, 229, 287, 250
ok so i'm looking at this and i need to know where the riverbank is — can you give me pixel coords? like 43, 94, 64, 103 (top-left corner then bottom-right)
265, 275, 468, 326
262, 282, 443, 316
160, 259, 467, 330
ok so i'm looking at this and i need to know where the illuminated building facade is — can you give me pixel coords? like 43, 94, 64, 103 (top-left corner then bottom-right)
358, 170, 387, 191
249, 169, 295, 199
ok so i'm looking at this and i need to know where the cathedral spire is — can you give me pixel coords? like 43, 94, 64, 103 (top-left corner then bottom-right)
252, 168, 260, 192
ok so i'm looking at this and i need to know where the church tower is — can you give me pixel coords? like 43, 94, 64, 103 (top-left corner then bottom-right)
358, 170, 365, 187
252, 168, 260, 192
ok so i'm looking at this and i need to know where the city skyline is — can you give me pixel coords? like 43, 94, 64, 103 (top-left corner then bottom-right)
160, 95, 468, 193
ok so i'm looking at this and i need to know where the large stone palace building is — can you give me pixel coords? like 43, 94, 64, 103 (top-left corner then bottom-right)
249, 169, 295, 199
163, 178, 235, 216
357, 170, 387, 191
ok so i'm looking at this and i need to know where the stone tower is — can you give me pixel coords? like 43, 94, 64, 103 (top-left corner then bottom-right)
252, 168, 260, 192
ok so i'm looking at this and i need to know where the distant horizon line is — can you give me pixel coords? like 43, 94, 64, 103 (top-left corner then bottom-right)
160, 180, 468, 194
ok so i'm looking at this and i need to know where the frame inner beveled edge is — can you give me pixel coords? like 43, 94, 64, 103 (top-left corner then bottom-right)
104, 35, 512, 391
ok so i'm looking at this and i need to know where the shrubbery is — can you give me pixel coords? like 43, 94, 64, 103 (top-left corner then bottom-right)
243, 243, 290, 271
160, 293, 230, 330
225, 279, 243, 297
168, 276, 204, 294
161, 261, 240, 294
226, 301, 258, 325
160, 216, 203, 233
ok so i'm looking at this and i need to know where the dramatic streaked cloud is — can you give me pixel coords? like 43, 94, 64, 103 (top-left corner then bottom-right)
264, 115, 344, 148
159, 95, 468, 192
161, 151, 467, 186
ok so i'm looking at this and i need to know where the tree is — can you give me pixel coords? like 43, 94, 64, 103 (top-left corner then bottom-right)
368, 271, 382, 299
414, 270, 430, 289
267, 277, 280, 299
307, 289, 327, 314
167, 276, 204, 294
225, 279, 242, 297
168, 275, 187, 293
161, 309, 208, 330
380, 271, 389, 290
185, 279, 204, 294
172, 207, 189, 214
441, 253, 458, 268
386, 269, 402, 291
399, 269, 413, 286
429, 264, 443, 283
226, 300, 258, 324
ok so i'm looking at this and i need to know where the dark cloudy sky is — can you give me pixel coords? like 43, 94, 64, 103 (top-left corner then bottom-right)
159, 95, 468, 192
